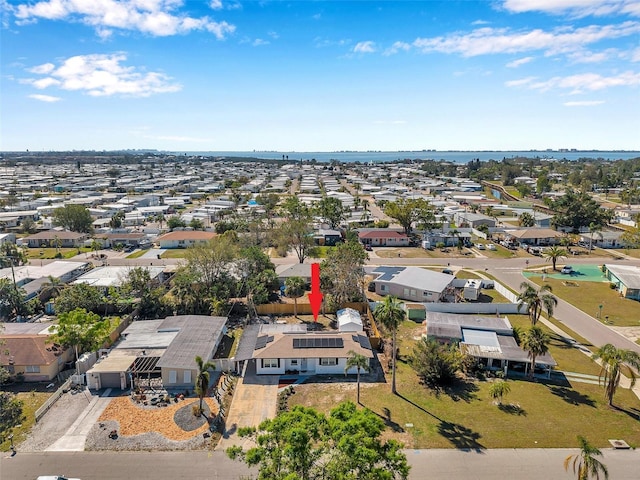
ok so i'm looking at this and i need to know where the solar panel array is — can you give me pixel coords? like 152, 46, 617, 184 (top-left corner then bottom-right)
254, 335, 274, 350
293, 337, 344, 349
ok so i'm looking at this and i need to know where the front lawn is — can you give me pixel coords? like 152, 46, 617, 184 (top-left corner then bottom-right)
289, 316, 640, 449
0, 391, 51, 451
24, 247, 90, 259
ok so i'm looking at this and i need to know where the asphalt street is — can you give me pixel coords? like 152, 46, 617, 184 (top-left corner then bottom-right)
2, 449, 640, 480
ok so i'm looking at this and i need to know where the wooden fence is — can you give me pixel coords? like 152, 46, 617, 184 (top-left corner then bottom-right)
35, 377, 72, 422
255, 302, 368, 316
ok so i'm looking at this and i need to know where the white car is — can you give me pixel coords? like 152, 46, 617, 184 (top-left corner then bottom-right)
476, 243, 486, 250
486, 243, 496, 251
37, 476, 81, 480
561, 266, 573, 274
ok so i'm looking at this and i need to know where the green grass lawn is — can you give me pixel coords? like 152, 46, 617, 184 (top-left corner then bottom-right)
126, 249, 149, 259
0, 391, 51, 452
159, 249, 188, 259
289, 317, 640, 449
529, 276, 640, 327
25, 247, 91, 259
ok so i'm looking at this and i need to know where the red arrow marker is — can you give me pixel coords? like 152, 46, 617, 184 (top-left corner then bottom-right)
308, 263, 323, 322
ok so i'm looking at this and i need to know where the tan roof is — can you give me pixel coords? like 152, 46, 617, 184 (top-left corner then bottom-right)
253, 332, 374, 359
0, 335, 64, 367
156, 231, 217, 241
26, 230, 85, 240
506, 228, 562, 240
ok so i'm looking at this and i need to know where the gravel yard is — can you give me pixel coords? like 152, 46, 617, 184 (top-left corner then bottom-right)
18, 388, 96, 452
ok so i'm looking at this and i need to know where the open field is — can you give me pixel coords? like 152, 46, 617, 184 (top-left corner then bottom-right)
289, 320, 640, 449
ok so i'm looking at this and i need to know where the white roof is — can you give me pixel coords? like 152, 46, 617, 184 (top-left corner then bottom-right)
337, 308, 363, 327
74, 265, 165, 288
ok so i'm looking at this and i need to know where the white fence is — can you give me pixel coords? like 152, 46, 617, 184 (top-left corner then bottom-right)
423, 302, 522, 314
495, 282, 519, 303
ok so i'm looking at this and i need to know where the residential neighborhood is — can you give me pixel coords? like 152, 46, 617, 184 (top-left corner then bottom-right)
2, 152, 640, 479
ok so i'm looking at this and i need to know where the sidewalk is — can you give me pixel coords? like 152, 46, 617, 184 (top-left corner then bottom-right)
46, 388, 113, 451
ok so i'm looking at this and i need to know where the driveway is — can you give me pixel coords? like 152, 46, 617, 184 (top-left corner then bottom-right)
216, 360, 279, 451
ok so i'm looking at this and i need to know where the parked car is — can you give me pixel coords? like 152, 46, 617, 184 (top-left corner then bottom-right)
486, 243, 497, 251
476, 243, 486, 250
561, 265, 573, 274
364, 244, 372, 251
442, 268, 454, 275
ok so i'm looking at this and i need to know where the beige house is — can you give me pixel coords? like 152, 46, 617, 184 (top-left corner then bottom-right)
25, 230, 87, 248
0, 335, 73, 382
156, 230, 217, 249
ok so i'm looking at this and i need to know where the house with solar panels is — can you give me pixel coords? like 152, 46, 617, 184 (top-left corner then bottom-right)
251, 324, 373, 375
368, 266, 455, 302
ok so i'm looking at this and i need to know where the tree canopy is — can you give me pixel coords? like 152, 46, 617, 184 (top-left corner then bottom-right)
53, 308, 111, 361
383, 198, 435, 235
52, 204, 94, 233
549, 189, 610, 233
321, 240, 367, 309
226, 402, 410, 480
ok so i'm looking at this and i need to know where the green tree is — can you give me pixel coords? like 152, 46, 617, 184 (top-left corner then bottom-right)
183, 236, 238, 299
109, 210, 125, 229
315, 196, 348, 229
518, 211, 535, 227
592, 343, 640, 406
40, 275, 65, 300
21, 217, 36, 234
0, 392, 24, 442
189, 218, 205, 230
53, 308, 111, 363
521, 325, 550, 379
550, 189, 610, 233
52, 204, 94, 233
277, 196, 316, 263
374, 296, 405, 394
194, 355, 215, 416
564, 435, 609, 480
226, 402, 410, 480
54, 283, 104, 314
587, 222, 602, 253
517, 282, 557, 325
410, 337, 463, 388
285, 276, 306, 318
0, 278, 31, 319
383, 198, 434, 235
489, 380, 511, 405
321, 240, 367, 309
167, 215, 187, 230
543, 246, 567, 271
345, 350, 370, 405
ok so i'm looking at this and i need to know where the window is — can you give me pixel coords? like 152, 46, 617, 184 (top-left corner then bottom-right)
183, 370, 192, 384
319, 358, 338, 366
262, 359, 279, 368
26, 365, 40, 373
380, 284, 387, 291
423, 291, 431, 297
403, 288, 409, 297
169, 370, 177, 384
410, 289, 417, 297
290, 359, 298, 366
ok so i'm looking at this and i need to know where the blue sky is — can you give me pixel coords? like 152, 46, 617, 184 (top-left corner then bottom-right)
1, 0, 639, 152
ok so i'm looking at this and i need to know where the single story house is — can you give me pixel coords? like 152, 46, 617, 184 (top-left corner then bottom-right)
156, 230, 217, 249
275, 263, 312, 287
73, 265, 167, 290
425, 312, 556, 377
314, 228, 342, 246
423, 230, 473, 248
0, 333, 73, 382
358, 229, 409, 247
252, 329, 373, 375
453, 212, 496, 229
368, 266, 454, 302
579, 231, 623, 249
603, 264, 640, 301
503, 228, 563, 246
87, 315, 227, 390
25, 230, 87, 248
94, 232, 149, 248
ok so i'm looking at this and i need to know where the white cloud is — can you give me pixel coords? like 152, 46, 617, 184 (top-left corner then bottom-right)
409, 22, 640, 58
353, 41, 376, 53
13, 0, 236, 38
383, 41, 411, 56
506, 56, 534, 68
567, 48, 617, 63
28, 62, 56, 74
564, 100, 606, 106
28, 93, 61, 102
629, 46, 640, 61
252, 38, 269, 47
501, 0, 640, 18
508, 71, 640, 92
209, 0, 223, 10
24, 53, 182, 97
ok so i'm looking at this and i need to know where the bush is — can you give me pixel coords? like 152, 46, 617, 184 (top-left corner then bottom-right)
192, 405, 203, 417
410, 337, 463, 389
610, 282, 617, 289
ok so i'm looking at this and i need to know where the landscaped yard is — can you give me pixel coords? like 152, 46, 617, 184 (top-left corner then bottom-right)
24, 247, 90, 259
289, 320, 640, 449
529, 276, 640, 327
0, 391, 51, 451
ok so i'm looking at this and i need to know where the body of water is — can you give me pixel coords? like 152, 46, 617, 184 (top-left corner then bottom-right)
173, 150, 640, 164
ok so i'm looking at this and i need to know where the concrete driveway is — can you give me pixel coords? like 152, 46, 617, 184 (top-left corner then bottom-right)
216, 360, 279, 451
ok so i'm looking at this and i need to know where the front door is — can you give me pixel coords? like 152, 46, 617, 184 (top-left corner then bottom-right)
301, 358, 307, 372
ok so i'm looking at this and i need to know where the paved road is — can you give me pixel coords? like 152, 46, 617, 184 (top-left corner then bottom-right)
2, 449, 639, 479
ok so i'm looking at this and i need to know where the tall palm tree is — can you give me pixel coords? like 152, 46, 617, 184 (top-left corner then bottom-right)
521, 325, 550, 379
564, 435, 609, 480
543, 245, 567, 271
592, 343, 640, 406
587, 222, 602, 253
345, 350, 370, 405
194, 355, 216, 416
517, 282, 557, 325
285, 276, 306, 318
374, 295, 405, 394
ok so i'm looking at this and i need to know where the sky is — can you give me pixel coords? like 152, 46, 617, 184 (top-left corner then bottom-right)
1, 0, 639, 152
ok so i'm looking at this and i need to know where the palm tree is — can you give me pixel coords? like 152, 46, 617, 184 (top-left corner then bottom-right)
564, 435, 609, 480
374, 295, 405, 394
194, 355, 216, 416
587, 222, 602, 253
592, 343, 640, 406
521, 325, 550, 379
284, 276, 306, 318
489, 380, 511, 405
543, 245, 567, 271
517, 282, 557, 325
345, 350, 370, 404
40, 275, 65, 300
